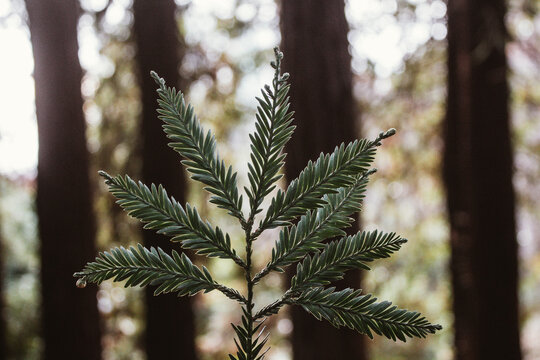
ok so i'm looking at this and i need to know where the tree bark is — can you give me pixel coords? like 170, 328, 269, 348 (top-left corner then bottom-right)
132, 1, 198, 359
444, 0, 521, 359
280, 0, 367, 359
25, 0, 102, 359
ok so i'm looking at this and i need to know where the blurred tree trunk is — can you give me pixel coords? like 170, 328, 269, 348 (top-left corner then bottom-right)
132, 1, 198, 359
280, 1, 367, 359
443, 0, 521, 359
25, 1, 102, 359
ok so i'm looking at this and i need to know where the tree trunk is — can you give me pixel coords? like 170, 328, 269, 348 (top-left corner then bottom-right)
280, 1, 367, 359
443, 0, 521, 359
25, 0, 102, 359
132, 1, 198, 359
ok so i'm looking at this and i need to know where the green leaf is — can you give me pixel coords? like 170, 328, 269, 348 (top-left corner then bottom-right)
254, 171, 374, 282
151, 71, 244, 221
246, 48, 295, 220
291, 230, 407, 290
258, 129, 395, 232
291, 287, 442, 341
74, 244, 246, 303
99, 171, 246, 268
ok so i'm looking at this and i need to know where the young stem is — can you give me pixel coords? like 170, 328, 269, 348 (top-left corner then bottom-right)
244, 222, 255, 360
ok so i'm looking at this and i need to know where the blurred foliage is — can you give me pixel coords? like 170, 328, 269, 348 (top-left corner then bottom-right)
79, 3, 145, 357
1, 0, 539, 359
358, 41, 451, 360
0, 176, 41, 359
508, 1, 540, 358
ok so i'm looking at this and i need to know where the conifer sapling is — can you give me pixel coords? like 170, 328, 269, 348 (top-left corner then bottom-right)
75, 47, 442, 359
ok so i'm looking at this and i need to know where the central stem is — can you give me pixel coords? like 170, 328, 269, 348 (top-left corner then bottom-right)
244, 223, 255, 360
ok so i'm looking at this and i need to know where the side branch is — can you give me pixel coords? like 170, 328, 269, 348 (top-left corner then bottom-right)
100, 171, 246, 268
258, 129, 395, 233
151, 71, 244, 222
253, 170, 375, 283
74, 244, 247, 304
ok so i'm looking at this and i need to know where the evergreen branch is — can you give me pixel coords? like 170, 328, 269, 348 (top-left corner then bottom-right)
151, 71, 244, 222
253, 289, 297, 320
73, 49, 441, 355
253, 171, 374, 283
245, 47, 295, 221
291, 230, 407, 290
74, 244, 246, 304
257, 129, 395, 233
291, 287, 442, 341
99, 171, 246, 268
229, 313, 270, 360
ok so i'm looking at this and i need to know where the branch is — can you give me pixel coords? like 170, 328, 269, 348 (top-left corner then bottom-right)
253, 171, 374, 283
253, 289, 297, 320
245, 47, 295, 222
151, 71, 244, 222
291, 230, 407, 290
257, 129, 395, 233
74, 244, 246, 304
100, 172, 246, 268
292, 287, 442, 341
229, 313, 269, 360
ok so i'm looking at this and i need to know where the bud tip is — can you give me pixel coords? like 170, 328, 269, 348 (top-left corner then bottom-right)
76, 278, 87, 288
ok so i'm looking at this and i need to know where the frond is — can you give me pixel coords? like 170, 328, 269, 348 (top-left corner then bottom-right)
291, 230, 407, 290
291, 287, 442, 342
74, 244, 246, 303
99, 171, 246, 268
245, 48, 295, 219
254, 171, 374, 282
258, 129, 395, 232
151, 71, 244, 221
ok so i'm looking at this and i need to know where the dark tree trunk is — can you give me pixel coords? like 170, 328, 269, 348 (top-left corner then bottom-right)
444, 0, 521, 359
280, 1, 366, 359
132, 1, 198, 359
25, 1, 102, 359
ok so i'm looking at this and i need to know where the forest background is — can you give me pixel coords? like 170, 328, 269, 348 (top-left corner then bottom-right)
0, 0, 539, 359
